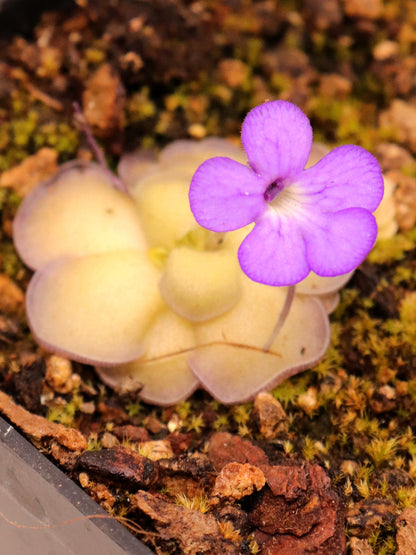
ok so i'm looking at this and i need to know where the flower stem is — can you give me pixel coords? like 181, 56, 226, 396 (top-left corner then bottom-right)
263, 285, 295, 352
72, 102, 129, 194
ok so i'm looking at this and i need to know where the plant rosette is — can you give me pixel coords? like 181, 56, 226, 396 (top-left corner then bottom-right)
13, 110, 396, 405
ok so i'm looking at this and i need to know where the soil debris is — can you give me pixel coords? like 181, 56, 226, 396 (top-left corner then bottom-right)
131, 490, 240, 554
389, 170, 416, 230
349, 537, 374, 555
375, 142, 415, 171
379, 101, 416, 154
0, 273, 24, 313
347, 499, 397, 537
78, 472, 116, 511
82, 64, 125, 139
343, 0, 383, 19
45, 354, 77, 394
112, 423, 150, 443
10, 357, 45, 413
0, 148, 58, 197
0, 314, 20, 343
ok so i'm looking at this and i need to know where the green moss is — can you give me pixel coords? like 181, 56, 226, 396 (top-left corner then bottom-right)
34, 122, 79, 155
270, 72, 292, 94
0, 121, 10, 151
368, 233, 415, 264
272, 374, 311, 406
1, 243, 24, 278
232, 403, 252, 425
12, 111, 38, 148
47, 393, 84, 427
125, 401, 143, 418
85, 47, 106, 65
245, 37, 264, 67
186, 413, 205, 433
126, 88, 157, 123
213, 414, 230, 431
0, 188, 8, 211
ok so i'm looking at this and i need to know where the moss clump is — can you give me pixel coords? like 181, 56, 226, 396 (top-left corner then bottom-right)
368, 233, 415, 264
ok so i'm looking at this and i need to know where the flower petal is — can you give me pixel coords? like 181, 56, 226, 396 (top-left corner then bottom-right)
305, 208, 378, 276
189, 157, 266, 232
296, 145, 384, 213
241, 100, 313, 182
238, 210, 310, 286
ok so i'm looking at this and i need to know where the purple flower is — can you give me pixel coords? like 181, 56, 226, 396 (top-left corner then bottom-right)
189, 100, 384, 286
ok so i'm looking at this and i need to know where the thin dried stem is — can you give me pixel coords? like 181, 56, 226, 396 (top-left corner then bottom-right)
72, 102, 129, 194
263, 285, 295, 352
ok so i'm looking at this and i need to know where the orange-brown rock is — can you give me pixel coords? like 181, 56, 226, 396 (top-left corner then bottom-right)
208, 432, 268, 471
211, 462, 265, 502
253, 392, 287, 439
396, 507, 416, 555
251, 463, 345, 554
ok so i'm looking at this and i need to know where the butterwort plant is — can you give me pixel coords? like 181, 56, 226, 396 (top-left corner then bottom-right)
13, 103, 392, 405
189, 100, 384, 287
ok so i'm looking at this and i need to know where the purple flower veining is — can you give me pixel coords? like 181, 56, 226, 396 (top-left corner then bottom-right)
189, 100, 384, 286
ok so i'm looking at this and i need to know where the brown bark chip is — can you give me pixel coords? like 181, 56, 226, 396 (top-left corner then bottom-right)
159, 452, 213, 481
0, 389, 87, 451
396, 507, 416, 555
77, 446, 158, 489
131, 490, 240, 554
